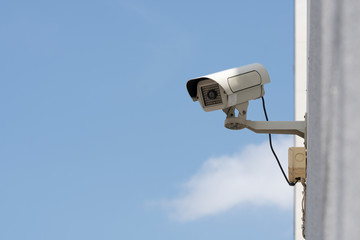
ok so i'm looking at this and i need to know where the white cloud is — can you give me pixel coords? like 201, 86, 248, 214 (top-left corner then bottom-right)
163, 136, 294, 222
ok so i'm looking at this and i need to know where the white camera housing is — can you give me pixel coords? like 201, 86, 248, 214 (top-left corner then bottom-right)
186, 63, 270, 112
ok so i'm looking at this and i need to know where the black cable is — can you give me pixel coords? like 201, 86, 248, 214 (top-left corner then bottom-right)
261, 96, 298, 186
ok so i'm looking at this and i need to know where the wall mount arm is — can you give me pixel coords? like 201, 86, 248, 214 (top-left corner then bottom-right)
223, 102, 306, 139
245, 120, 305, 138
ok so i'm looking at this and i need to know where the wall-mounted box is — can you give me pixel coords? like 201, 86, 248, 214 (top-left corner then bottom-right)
288, 147, 306, 182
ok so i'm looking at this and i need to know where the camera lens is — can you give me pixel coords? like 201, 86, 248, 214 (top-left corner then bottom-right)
207, 90, 218, 100
201, 84, 222, 106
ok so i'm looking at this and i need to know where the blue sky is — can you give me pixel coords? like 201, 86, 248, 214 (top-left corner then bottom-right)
0, 0, 295, 239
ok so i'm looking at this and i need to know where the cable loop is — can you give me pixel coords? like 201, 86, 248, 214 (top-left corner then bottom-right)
261, 97, 298, 186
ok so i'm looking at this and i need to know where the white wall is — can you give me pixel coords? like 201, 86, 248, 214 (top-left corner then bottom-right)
307, 0, 360, 239
294, 0, 307, 239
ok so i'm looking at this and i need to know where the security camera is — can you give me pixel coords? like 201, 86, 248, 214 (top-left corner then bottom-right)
186, 63, 270, 112
185, 63, 306, 139
185, 63, 308, 188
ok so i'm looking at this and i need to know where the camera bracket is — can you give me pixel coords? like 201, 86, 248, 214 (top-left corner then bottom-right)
223, 102, 306, 139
